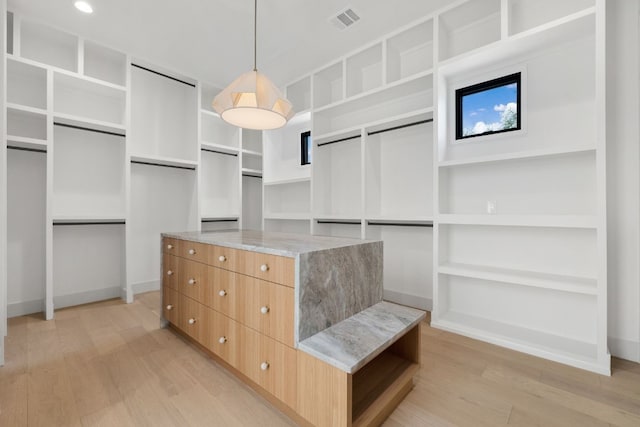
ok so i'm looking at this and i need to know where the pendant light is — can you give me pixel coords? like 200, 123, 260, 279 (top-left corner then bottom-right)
212, 0, 294, 130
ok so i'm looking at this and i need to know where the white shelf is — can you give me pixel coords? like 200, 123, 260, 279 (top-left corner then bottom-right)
201, 142, 240, 155
263, 177, 311, 186
242, 168, 263, 177
242, 149, 263, 157
432, 311, 607, 375
200, 109, 219, 118
7, 135, 48, 151
7, 102, 47, 116
437, 214, 597, 229
366, 216, 433, 225
264, 213, 311, 221
314, 215, 362, 223
54, 113, 126, 135
438, 262, 597, 295
438, 7, 594, 77
130, 154, 198, 170
439, 146, 596, 167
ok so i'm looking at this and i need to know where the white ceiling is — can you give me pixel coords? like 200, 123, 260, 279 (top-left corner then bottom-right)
8, 0, 449, 88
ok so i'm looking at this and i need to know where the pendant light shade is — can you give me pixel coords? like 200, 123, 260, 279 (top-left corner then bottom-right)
212, 70, 293, 130
212, 0, 294, 130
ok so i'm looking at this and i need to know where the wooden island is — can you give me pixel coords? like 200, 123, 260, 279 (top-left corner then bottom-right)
160, 230, 425, 427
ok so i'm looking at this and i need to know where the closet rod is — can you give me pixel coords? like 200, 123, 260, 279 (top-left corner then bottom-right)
367, 221, 433, 228
54, 122, 126, 138
242, 173, 262, 178
367, 119, 433, 136
201, 147, 238, 157
7, 145, 47, 154
201, 218, 238, 223
131, 63, 196, 88
53, 221, 126, 226
131, 160, 196, 171
317, 134, 360, 147
316, 220, 362, 225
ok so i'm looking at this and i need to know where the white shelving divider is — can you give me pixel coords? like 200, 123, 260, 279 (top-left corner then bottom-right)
432, 0, 609, 374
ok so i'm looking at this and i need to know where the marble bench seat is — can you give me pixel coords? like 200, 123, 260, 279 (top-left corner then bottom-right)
297, 301, 426, 374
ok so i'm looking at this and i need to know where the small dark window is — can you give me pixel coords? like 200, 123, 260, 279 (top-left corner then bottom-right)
456, 72, 521, 140
301, 131, 311, 165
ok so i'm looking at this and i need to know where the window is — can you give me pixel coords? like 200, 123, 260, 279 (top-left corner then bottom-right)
301, 131, 311, 165
456, 72, 521, 140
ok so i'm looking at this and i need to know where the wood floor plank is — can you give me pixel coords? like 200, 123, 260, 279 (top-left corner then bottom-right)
80, 401, 137, 427
0, 373, 28, 427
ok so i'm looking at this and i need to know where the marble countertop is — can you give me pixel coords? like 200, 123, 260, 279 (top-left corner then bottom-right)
297, 301, 426, 373
162, 230, 378, 257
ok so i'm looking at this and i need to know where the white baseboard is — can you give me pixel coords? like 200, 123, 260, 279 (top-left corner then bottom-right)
383, 289, 432, 311
54, 286, 122, 310
7, 299, 45, 318
132, 280, 160, 295
608, 336, 640, 363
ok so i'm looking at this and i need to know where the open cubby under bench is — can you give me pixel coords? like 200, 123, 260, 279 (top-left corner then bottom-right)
297, 301, 425, 427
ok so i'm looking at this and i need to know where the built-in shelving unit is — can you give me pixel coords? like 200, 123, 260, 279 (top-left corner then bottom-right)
267, 0, 609, 374
431, 0, 608, 375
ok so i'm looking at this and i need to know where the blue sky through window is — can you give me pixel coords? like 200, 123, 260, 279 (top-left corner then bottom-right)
462, 83, 518, 137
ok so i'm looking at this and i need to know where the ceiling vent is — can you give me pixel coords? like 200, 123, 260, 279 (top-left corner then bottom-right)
330, 7, 361, 30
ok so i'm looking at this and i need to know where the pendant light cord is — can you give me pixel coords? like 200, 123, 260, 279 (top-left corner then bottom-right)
253, 0, 257, 71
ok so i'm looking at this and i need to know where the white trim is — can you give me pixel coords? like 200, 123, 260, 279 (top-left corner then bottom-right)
53, 286, 121, 309
7, 299, 45, 318
608, 336, 640, 363
132, 280, 160, 295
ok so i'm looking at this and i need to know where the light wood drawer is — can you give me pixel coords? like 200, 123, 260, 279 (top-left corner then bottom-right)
238, 325, 297, 410
178, 258, 209, 305
162, 286, 180, 326
162, 254, 179, 290
180, 241, 209, 264
208, 266, 236, 318
209, 311, 239, 368
236, 274, 294, 347
233, 250, 295, 287
209, 245, 238, 271
163, 237, 180, 255
179, 294, 211, 345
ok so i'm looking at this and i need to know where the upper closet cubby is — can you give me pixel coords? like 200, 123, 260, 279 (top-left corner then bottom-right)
130, 64, 197, 162
438, 0, 501, 62
507, 0, 594, 36
53, 73, 126, 129
7, 107, 47, 142
19, 18, 78, 71
242, 129, 263, 155
346, 43, 383, 97
83, 41, 127, 86
313, 74, 432, 137
386, 19, 433, 84
201, 111, 240, 152
286, 77, 311, 112
7, 58, 46, 109
313, 62, 343, 109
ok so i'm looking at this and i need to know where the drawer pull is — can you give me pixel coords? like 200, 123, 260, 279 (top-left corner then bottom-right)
219, 290, 227, 297
260, 306, 270, 315
188, 248, 196, 255
260, 264, 269, 272
167, 244, 173, 250
167, 270, 173, 276
166, 304, 173, 311
188, 318, 196, 325
218, 255, 226, 262
260, 362, 269, 371
218, 336, 227, 344
188, 278, 196, 286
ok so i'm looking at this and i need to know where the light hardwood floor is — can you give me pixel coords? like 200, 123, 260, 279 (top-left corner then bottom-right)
1, 292, 639, 426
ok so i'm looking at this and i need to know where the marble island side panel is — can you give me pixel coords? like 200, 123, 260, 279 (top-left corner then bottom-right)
297, 241, 383, 343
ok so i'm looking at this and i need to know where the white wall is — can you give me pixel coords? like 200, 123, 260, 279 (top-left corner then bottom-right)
606, 0, 640, 362
1, 0, 7, 366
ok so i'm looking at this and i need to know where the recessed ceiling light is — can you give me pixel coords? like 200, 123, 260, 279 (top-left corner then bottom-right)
74, 1, 93, 14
